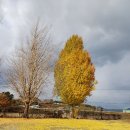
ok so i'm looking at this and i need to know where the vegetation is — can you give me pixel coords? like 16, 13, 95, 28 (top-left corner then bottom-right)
7, 23, 52, 118
0, 93, 11, 116
0, 118, 130, 130
54, 35, 96, 117
2, 92, 14, 101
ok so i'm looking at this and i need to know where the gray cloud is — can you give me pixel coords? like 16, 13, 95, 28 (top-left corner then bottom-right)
0, 0, 130, 109
88, 52, 130, 108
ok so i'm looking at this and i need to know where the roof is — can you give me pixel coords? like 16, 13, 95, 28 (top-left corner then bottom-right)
124, 108, 130, 110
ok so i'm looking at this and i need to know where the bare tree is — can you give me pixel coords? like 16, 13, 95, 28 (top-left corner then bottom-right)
7, 23, 52, 118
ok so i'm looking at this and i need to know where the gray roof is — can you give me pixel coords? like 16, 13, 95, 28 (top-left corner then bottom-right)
124, 108, 130, 110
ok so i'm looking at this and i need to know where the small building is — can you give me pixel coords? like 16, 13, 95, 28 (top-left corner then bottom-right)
30, 105, 39, 109
123, 108, 130, 113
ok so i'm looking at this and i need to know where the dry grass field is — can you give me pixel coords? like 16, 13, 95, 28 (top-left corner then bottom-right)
0, 118, 130, 130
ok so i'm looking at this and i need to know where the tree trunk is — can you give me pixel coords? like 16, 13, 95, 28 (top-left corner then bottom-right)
2, 107, 6, 117
70, 105, 79, 119
23, 103, 30, 118
70, 105, 75, 118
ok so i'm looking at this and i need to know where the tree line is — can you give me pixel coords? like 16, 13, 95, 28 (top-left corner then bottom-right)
0, 22, 96, 118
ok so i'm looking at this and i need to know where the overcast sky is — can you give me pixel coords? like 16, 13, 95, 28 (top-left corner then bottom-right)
0, 0, 130, 109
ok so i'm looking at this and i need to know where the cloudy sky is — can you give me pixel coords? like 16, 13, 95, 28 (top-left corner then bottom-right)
0, 0, 130, 109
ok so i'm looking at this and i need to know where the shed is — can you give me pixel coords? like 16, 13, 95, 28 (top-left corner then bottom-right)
123, 108, 130, 113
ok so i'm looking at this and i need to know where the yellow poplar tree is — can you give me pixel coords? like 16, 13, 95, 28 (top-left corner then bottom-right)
54, 35, 96, 117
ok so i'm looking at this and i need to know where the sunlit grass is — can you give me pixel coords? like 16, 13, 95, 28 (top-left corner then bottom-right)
0, 118, 130, 130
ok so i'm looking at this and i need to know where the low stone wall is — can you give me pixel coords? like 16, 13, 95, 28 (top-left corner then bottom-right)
79, 111, 121, 120
0, 110, 122, 120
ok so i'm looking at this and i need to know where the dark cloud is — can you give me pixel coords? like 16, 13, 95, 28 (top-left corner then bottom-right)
0, 0, 130, 109
0, 0, 3, 22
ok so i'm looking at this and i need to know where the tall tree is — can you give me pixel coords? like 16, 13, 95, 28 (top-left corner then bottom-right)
54, 35, 96, 118
7, 23, 52, 118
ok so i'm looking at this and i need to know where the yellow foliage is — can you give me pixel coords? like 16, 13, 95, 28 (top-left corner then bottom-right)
54, 35, 96, 106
